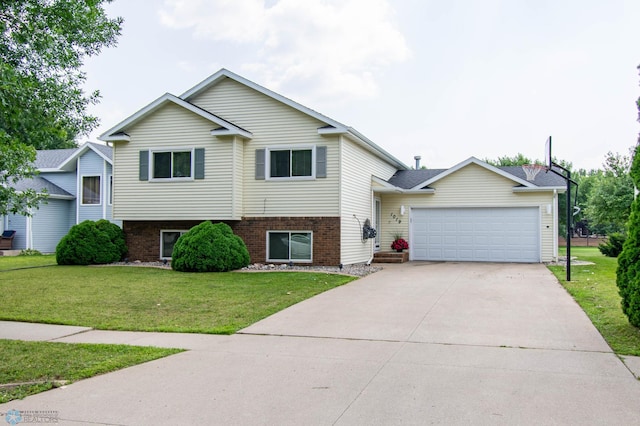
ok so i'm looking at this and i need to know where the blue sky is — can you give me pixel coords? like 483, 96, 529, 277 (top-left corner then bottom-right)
84, 0, 640, 170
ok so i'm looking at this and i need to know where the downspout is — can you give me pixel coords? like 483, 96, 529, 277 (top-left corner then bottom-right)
102, 160, 107, 219
76, 156, 81, 224
26, 209, 33, 250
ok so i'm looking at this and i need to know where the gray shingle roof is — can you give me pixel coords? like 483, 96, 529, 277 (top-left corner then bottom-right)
12, 176, 74, 198
34, 143, 112, 169
86, 142, 113, 160
387, 165, 566, 190
35, 148, 77, 169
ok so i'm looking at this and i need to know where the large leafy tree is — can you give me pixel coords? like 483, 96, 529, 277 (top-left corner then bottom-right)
617, 65, 640, 327
584, 151, 634, 234
0, 0, 122, 215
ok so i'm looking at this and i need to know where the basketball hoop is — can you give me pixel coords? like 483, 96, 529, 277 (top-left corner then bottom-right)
522, 164, 544, 181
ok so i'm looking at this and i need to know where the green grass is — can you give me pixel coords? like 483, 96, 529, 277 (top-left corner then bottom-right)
548, 247, 640, 356
0, 339, 182, 403
0, 265, 356, 334
0, 254, 57, 271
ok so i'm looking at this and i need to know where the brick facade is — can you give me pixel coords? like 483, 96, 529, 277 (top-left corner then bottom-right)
123, 217, 341, 266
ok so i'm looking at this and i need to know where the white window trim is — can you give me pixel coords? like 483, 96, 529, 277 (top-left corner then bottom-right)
160, 229, 189, 260
266, 230, 313, 263
80, 175, 102, 206
149, 148, 195, 182
265, 145, 316, 181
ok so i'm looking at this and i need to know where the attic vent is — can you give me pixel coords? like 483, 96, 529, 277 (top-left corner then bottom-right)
522, 164, 544, 181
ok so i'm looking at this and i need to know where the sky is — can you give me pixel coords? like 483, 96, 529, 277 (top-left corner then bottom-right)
83, 0, 640, 171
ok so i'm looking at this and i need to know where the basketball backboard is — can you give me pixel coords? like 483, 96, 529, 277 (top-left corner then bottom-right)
544, 136, 552, 170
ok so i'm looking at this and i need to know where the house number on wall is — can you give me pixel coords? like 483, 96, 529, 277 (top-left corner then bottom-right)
390, 213, 402, 224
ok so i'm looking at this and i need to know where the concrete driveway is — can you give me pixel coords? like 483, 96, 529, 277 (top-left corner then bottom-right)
1, 262, 639, 425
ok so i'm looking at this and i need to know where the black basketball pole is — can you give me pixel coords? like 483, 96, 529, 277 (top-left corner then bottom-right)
566, 169, 571, 282
548, 160, 575, 282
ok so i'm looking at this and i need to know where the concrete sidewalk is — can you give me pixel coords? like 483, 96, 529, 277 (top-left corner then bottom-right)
1, 262, 640, 425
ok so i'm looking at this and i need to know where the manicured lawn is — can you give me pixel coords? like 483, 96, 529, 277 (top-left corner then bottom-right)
0, 265, 356, 334
0, 339, 182, 403
0, 254, 56, 271
548, 247, 640, 356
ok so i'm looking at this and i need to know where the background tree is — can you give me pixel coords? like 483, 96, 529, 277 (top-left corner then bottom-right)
584, 151, 634, 234
0, 0, 122, 215
483, 153, 538, 166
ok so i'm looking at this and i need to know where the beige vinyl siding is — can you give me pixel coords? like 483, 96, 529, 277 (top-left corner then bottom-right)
190, 78, 341, 217
380, 164, 557, 261
231, 137, 244, 218
340, 136, 398, 265
113, 103, 239, 220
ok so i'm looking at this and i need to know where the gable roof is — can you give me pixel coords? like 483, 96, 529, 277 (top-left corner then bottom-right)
101, 68, 407, 169
386, 157, 566, 191
99, 92, 253, 142
189, 69, 408, 170
37, 142, 113, 172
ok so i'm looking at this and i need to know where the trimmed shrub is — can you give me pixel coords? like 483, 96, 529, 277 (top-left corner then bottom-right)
171, 221, 250, 272
56, 220, 127, 265
598, 233, 626, 257
617, 143, 640, 327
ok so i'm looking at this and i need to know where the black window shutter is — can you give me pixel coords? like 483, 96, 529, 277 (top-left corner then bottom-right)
194, 148, 205, 179
139, 151, 149, 181
316, 146, 327, 178
255, 149, 265, 180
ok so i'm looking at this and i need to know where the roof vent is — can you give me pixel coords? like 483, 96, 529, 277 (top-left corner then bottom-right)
414, 155, 421, 169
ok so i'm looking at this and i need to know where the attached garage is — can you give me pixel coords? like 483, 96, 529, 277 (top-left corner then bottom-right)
410, 207, 540, 263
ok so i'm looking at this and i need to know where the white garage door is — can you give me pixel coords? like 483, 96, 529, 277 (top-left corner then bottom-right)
411, 207, 540, 263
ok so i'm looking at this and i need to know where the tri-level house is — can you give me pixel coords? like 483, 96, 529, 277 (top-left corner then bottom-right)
2, 143, 120, 252
99, 69, 565, 266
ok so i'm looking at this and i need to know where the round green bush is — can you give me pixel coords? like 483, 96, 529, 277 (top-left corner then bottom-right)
56, 219, 127, 265
617, 143, 640, 327
171, 221, 250, 272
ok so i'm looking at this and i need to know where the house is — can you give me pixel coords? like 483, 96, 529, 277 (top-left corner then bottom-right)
1, 143, 120, 253
99, 68, 565, 266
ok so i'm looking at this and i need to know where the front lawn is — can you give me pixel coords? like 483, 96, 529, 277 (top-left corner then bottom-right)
0, 254, 56, 271
0, 340, 182, 403
548, 247, 640, 356
0, 265, 356, 334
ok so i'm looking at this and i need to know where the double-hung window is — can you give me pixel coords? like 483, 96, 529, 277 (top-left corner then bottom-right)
160, 230, 188, 259
268, 147, 314, 179
152, 149, 193, 180
81, 176, 101, 205
267, 231, 312, 262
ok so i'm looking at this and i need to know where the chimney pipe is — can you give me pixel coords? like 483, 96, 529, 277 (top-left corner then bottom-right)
414, 155, 421, 169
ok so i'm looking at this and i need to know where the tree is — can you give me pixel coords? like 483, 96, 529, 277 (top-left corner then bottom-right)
483, 153, 538, 166
584, 151, 634, 234
0, 0, 122, 216
616, 65, 640, 327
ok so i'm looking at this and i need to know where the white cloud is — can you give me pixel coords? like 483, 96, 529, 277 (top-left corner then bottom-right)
158, 0, 410, 101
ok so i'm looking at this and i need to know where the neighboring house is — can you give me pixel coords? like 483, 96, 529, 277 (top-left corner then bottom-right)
99, 68, 565, 266
1, 143, 120, 252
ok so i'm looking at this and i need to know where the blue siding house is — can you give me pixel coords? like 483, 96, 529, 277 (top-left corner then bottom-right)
1, 143, 121, 253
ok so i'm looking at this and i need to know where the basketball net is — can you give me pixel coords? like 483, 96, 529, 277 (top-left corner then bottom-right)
522, 164, 544, 181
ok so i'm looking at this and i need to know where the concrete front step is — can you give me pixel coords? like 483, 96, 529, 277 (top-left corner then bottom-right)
372, 251, 408, 263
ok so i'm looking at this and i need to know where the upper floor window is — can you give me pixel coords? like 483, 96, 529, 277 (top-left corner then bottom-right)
255, 145, 326, 181
81, 176, 101, 205
152, 149, 192, 180
108, 175, 113, 205
139, 148, 205, 182
269, 148, 313, 178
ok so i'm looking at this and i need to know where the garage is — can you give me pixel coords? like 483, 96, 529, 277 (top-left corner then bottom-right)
410, 207, 540, 263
